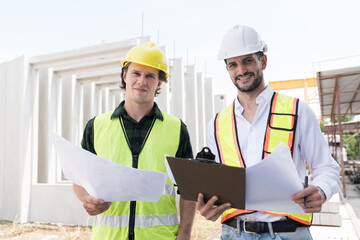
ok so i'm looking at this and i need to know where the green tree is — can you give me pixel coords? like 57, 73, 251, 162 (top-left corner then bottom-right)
343, 133, 360, 159
334, 115, 355, 123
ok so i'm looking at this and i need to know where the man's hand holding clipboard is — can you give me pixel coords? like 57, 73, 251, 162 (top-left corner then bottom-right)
166, 148, 246, 219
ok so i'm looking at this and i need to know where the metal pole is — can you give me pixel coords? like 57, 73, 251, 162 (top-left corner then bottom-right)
141, 13, 144, 36
157, 29, 159, 46
204, 62, 207, 78
186, 48, 188, 66
337, 91, 346, 197
173, 40, 175, 59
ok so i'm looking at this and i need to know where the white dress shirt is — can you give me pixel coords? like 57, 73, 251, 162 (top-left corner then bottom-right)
207, 86, 340, 222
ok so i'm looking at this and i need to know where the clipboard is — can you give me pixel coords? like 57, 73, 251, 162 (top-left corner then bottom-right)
166, 156, 246, 209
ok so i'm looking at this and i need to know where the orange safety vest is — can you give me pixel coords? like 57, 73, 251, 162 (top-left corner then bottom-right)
214, 92, 312, 226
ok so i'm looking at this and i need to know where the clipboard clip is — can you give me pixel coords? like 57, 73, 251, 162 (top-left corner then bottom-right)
195, 147, 218, 164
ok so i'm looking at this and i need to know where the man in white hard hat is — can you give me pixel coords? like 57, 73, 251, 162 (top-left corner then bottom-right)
196, 25, 340, 239
73, 42, 196, 240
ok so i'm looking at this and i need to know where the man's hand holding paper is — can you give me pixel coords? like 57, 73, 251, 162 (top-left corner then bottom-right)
194, 142, 308, 217
244, 142, 306, 215
52, 133, 167, 203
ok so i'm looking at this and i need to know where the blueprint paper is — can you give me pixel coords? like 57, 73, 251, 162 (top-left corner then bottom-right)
52, 133, 167, 202
245, 142, 306, 215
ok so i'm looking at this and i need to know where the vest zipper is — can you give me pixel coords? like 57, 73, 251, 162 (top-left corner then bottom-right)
128, 154, 139, 240
119, 116, 156, 240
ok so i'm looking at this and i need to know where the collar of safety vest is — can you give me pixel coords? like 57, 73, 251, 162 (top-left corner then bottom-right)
110, 100, 164, 121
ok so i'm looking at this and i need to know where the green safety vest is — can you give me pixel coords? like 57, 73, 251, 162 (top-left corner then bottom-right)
91, 110, 181, 240
215, 92, 312, 226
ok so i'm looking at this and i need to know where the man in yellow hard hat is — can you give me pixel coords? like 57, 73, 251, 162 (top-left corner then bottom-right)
73, 42, 196, 240
196, 25, 340, 239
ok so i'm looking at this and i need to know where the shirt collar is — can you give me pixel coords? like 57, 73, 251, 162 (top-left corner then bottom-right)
256, 85, 274, 104
234, 85, 274, 112
110, 100, 164, 121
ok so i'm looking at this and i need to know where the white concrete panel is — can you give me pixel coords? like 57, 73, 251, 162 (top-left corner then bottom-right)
204, 77, 215, 132
76, 69, 121, 81
54, 58, 123, 76
19, 63, 37, 222
0, 62, 7, 219
82, 82, 96, 128
38, 68, 56, 184
214, 94, 227, 114
113, 91, 124, 106
0, 38, 225, 225
155, 45, 169, 112
95, 85, 102, 116
101, 87, 109, 114
71, 76, 81, 145
109, 92, 116, 112
76, 83, 84, 149
30, 36, 151, 69
196, 72, 206, 149
169, 58, 184, 119
55, 76, 62, 136
184, 65, 198, 153
1, 57, 27, 221
61, 75, 73, 141
156, 80, 169, 113
318, 213, 342, 226
29, 184, 89, 225
31, 70, 40, 185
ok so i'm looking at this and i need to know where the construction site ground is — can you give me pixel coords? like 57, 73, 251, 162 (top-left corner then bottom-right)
1, 176, 359, 240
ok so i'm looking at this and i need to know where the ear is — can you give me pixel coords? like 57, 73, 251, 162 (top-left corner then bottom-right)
261, 55, 267, 70
122, 69, 128, 82
157, 80, 163, 88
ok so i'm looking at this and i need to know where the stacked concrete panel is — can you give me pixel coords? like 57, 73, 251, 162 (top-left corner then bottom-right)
196, 72, 206, 151
184, 65, 198, 152
169, 58, 185, 120
0, 37, 222, 225
204, 77, 215, 140
214, 94, 227, 114
0, 56, 30, 222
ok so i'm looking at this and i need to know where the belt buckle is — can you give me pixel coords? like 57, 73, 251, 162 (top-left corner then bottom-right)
242, 220, 256, 234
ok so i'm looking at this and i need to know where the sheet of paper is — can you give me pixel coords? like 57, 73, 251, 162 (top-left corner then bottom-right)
164, 154, 177, 185
52, 133, 167, 202
245, 142, 306, 215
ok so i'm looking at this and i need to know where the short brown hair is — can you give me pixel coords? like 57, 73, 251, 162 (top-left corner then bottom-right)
120, 62, 168, 96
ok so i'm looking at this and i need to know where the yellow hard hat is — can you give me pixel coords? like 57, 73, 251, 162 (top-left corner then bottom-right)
121, 42, 169, 77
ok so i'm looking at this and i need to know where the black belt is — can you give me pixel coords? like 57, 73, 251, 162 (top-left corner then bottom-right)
224, 219, 301, 233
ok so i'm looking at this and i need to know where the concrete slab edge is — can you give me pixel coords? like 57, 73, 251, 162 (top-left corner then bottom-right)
339, 190, 360, 239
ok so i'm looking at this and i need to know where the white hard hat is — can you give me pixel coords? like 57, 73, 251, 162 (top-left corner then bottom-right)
217, 25, 267, 60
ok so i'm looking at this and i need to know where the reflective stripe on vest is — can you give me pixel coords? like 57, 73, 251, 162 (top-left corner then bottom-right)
215, 92, 312, 226
162, 183, 176, 196
215, 102, 245, 167
263, 92, 298, 159
92, 110, 181, 239
94, 213, 179, 228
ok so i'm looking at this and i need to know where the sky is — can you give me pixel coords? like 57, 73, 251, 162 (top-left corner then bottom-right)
1, 0, 360, 114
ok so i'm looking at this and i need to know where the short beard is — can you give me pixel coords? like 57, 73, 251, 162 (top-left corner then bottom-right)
234, 70, 263, 93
